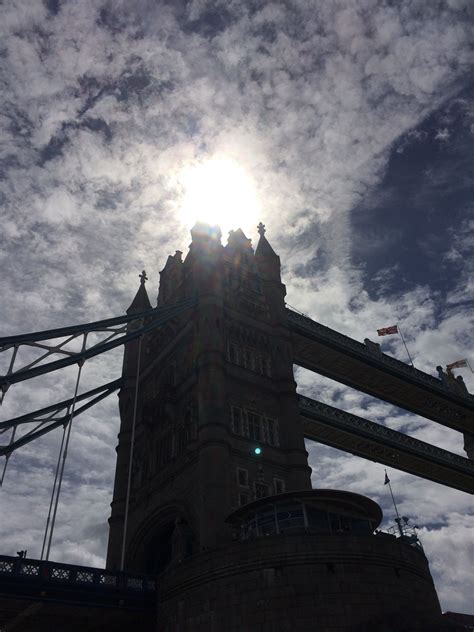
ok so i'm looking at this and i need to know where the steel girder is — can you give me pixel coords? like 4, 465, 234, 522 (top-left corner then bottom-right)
0, 379, 122, 457
0, 298, 196, 402
288, 308, 474, 436
299, 395, 474, 494
0, 298, 196, 466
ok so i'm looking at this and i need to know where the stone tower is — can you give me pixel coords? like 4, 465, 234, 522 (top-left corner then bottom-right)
107, 223, 445, 631
107, 223, 312, 573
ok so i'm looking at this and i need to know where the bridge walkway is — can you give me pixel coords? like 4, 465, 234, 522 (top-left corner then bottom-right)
288, 309, 474, 436
0, 555, 156, 631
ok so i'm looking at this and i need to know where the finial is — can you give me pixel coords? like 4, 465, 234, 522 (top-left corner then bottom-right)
139, 270, 148, 285
257, 222, 266, 236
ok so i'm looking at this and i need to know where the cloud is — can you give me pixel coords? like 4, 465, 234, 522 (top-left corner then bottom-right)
0, 0, 473, 615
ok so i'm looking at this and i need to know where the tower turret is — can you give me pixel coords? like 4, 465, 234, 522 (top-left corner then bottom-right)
157, 252, 183, 306
107, 271, 151, 570
107, 222, 311, 572
127, 270, 152, 313
255, 221, 281, 283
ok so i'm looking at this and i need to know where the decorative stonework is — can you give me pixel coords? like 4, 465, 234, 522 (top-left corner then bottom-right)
299, 395, 474, 474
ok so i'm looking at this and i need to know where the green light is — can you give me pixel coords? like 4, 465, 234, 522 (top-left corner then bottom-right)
254, 447, 262, 455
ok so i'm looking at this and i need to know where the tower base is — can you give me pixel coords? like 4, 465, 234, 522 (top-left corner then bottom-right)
157, 532, 444, 631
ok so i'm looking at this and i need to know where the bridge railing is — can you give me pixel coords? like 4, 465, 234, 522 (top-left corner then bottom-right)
0, 555, 156, 594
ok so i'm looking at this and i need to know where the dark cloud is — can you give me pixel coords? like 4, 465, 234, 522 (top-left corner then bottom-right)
43, 0, 61, 17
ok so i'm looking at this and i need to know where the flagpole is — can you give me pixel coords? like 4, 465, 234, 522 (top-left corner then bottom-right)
397, 323, 414, 367
385, 469, 403, 537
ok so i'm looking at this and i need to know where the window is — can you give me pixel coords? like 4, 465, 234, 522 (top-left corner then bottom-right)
164, 362, 176, 386
340, 515, 352, 532
248, 412, 261, 441
177, 426, 187, 455
243, 348, 253, 370
266, 419, 277, 446
228, 343, 239, 364
239, 493, 249, 507
257, 354, 271, 377
274, 478, 285, 494
158, 433, 174, 467
276, 504, 305, 532
265, 358, 271, 377
352, 518, 371, 533
307, 507, 329, 532
237, 468, 248, 487
227, 341, 271, 377
230, 406, 278, 447
256, 507, 277, 535
254, 482, 270, 499
329, 513, 342, 532
231, 406, 243, 435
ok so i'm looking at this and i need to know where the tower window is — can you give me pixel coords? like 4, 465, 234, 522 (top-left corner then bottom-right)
183, 406, 195, 442
257, 355, 271, 377
254, 482, 270, 500
228, 343, 239, 364
329, 513, 342, 532
239, 493, 249, 507
248, 412, 262, 441
231, 406, 243, 435
243, 348, 256, 371
230, 406, 279, 448
177, 426, 187, 455
237, 468, 248, 487
273, 478, 285, 494
158, 432, 174, 467
226, 340, 271, 377
262, 418, 278, 447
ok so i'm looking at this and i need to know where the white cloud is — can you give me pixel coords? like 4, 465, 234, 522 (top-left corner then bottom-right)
1, 0, 473, 615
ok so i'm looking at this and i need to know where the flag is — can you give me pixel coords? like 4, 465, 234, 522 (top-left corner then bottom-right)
377, 325, 398, 336
446, 359, 468, 370
384, 472, 390, 485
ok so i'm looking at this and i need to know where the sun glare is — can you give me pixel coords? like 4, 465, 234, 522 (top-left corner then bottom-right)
178, 157, 261, 237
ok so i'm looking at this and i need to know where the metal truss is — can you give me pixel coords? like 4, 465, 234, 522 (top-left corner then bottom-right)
0, 297, 196, 403
299, 395, 474, 494
0, 378, 122, 460
0, 296, 196, 489
0, 295, 199, 561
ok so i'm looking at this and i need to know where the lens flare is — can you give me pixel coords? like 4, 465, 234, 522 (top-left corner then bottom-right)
178, 157, 261, 237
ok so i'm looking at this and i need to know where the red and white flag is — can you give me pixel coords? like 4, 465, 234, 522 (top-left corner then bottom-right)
377, 325, 398, 336
446, 359, 468, 370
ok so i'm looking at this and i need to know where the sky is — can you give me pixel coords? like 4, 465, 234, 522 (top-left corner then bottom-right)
0, 0, 473, 615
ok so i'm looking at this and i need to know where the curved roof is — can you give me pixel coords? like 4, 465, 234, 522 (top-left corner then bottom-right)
226, 488, 383, 528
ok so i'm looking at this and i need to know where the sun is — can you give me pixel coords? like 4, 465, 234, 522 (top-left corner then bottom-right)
178, 157, 261, 237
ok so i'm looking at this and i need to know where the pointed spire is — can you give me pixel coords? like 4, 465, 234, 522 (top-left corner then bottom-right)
255, 223, 281, 281
255, 223, 279, 260
127, 269, 152, 313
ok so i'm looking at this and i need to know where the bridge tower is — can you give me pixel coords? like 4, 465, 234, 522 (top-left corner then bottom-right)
107, 222, 312, 573
106, 223, 445, 631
